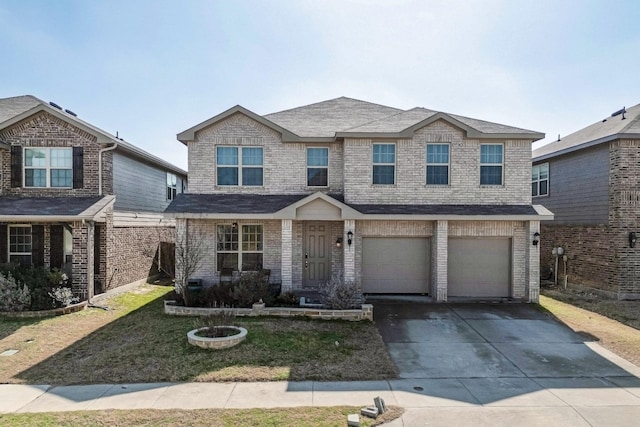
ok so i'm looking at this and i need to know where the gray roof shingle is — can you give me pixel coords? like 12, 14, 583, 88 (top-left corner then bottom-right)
0, 196, 105, 216
165, 193, 538, 217
533, 103, 640, 160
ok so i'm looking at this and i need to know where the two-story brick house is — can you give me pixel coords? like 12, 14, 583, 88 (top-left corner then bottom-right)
167, 97, 552, 302
533, 103, 640, 300
0, 95, 187, 300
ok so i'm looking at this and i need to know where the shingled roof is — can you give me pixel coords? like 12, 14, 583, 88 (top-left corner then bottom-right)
178, 97, 544, 143
533, 103, 640, 161
0, 95, 186, 176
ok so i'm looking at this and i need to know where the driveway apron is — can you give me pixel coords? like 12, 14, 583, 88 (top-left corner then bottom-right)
374, 302, 631, 379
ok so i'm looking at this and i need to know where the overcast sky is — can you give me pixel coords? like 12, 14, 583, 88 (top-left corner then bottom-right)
2, 0, 639, 170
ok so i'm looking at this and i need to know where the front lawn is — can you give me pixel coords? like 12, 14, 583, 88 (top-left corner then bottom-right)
0, 284, 397, 385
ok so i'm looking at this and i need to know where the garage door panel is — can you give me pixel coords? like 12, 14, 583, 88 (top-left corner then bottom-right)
363, 238, 430, 294
448, 238, 510, 297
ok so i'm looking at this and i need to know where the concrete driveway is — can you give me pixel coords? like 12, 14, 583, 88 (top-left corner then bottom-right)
374, 302, 635, 380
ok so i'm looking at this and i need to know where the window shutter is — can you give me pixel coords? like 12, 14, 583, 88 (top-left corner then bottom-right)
11, 146, 22, 187
50, 225, 64, 269
73, 147, 83, 189
0, 224, 7, 263
31, 225, 45, 267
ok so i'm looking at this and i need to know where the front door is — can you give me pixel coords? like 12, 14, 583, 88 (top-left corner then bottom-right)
303, 222, 331, 288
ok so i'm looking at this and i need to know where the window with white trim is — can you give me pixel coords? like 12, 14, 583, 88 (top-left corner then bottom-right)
216, 146, 263, 186
532, 163, 549, 197
480, 144, 503, 185
9, 225, 32, 265
216, 224, 263, 271
426, 144, 449, 185
307, 147, 328, 187
372, 143, 395, 185
167, 173, 177, 201
24, 148, 72, 188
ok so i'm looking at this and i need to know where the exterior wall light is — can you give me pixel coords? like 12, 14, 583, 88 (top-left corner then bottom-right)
347, 230, 353, 247
232, 222, 238, 230
533, 232, 540, 246
630, 232, 637, 248
336, 237, 343, 248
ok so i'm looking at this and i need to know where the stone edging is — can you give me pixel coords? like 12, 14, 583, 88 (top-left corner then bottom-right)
0, 301, 88, 319
164, 300, 374, 321
187, 326, 247, 349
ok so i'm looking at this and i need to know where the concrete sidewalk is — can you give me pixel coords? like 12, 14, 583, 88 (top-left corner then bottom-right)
2, 375, 640, 426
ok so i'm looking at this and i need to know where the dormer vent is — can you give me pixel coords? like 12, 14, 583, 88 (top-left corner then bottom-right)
64, 109, 77, 117
49, 102, 62, 110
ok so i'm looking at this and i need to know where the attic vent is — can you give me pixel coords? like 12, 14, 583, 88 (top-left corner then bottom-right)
611, 107, 626, 120
64, 109, 77, 116
49, 102, 63, 110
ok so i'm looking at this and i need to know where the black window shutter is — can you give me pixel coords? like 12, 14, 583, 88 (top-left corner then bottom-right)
31, 225, 45, 267
73, 147, 83, 189
0, 224, 7, 263
50, 225, 64, 269
11, 146, 22, 187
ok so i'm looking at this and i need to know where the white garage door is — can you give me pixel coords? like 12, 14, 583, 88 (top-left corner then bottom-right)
362, 238, 430, 294
448, 238, 511, 298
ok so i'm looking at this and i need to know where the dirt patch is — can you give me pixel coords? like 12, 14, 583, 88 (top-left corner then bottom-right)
540, 285, 640, 367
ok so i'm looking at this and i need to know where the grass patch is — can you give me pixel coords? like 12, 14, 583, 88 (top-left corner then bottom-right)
0, 284, 396, 385
539, 291, 640, 367
0, 406, 404, 427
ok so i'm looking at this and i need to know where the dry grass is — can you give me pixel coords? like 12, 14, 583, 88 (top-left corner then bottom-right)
0, 406, 404, 427
539, 287, 640, 366
0, 284, 396, 385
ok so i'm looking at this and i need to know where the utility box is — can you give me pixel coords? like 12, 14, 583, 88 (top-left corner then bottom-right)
186, 278, 203, 291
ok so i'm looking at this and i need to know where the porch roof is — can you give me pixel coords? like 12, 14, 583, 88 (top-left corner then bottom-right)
165, 193, 554, 221
0, 195, 114, 222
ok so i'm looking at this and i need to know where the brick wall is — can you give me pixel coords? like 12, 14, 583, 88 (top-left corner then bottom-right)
0, 111, 113, 196
343, 120, 533, 205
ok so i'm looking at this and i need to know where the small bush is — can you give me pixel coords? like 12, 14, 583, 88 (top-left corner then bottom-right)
275, 292, 299, 307
0, 272, 31, 312
48, 286, 79, 308
320, 276, 363, 310
194, 310, 237, 337
232, 272, 274, 308
203, 282, 235, 308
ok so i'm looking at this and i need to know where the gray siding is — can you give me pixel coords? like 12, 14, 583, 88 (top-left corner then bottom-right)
534, 144, 609, 224
113, 152, 184, 212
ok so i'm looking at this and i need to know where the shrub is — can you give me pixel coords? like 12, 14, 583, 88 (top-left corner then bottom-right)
275, 292, 299, 307
320, 275, 363, 310
232, 271, 274, 308
203, 282, 235, 308
0, 264, 63, 310
194, 310, 237, 337
0, 272, 31, 312
48, 286, 79, 308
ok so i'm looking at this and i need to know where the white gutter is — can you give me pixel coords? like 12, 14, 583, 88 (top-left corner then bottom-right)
98, 143, 118, 195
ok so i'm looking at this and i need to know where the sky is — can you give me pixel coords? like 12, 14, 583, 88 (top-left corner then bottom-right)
2, 0, 640, 170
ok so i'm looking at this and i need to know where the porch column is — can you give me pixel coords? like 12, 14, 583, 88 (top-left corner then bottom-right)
433, 220, 448, 302
527, 220, 541, 303
343, 219, 356, 283
281, 219, 293, 292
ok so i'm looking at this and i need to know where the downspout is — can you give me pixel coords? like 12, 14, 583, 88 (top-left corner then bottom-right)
98, 143, 118, 196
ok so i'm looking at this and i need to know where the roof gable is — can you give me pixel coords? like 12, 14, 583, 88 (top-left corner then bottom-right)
177, 105, 299, 144
0, 95, 186, 176
533, 103, 640, 161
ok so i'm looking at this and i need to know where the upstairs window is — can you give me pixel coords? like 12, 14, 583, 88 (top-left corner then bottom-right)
216, 224, 263, 271
426, 144, 449, 185
167, 173, 177, 201
372, 143, 395, 185
480, 144, 503, 185
532, 163, 549, 197
24, 148, 72, 188
9, 225, 32, 266
307, 147, 328, 187
216, 146, 263, 186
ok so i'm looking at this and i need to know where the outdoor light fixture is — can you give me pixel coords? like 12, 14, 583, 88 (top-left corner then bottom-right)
533, 232, 540, 246
630, 232, 637, 248
347, 230, 353, 247
336, 237, 343, 248
232, 222, 238, 230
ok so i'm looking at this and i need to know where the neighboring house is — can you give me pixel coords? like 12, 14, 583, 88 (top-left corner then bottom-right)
0, 95, 187, 300
166, 97, 552, 302
532, 104, 640, 300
